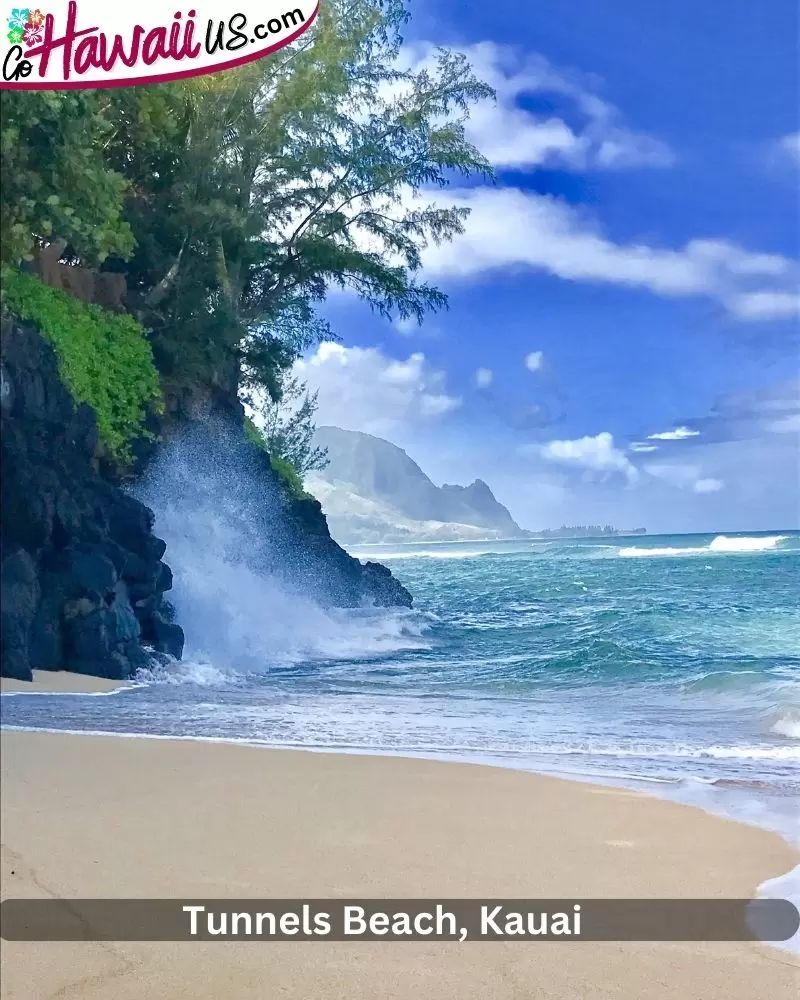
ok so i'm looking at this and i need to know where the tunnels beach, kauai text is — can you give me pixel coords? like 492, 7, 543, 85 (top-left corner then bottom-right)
181, 904, 583, 941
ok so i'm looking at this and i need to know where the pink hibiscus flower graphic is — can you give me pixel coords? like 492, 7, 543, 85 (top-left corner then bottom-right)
23, 20, 42, 45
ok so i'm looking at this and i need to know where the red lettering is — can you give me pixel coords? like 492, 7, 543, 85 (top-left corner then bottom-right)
168, 20, 181, 58
95, 26, 143, 70
73, 34, 96, 74
177, 18, 201, 58
142, 26, 168, 64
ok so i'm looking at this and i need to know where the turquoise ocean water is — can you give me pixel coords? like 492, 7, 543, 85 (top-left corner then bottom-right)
3, 529, 799, 936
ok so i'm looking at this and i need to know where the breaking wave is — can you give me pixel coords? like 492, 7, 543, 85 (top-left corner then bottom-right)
771, 716, 800, 740
619, 535, 788, 558
134, 427, 431, 678
709, 535, 788, 552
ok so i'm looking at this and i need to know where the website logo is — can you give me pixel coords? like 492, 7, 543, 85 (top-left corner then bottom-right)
1, 1, 318, 88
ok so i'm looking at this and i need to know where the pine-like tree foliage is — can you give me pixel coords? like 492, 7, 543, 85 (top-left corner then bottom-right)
1, 0, 494, 474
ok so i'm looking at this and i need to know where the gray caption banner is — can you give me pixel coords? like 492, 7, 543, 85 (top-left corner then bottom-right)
1, 899, 797, 942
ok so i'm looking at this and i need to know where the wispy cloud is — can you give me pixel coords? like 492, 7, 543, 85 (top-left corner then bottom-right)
776, 131, 800, 165
401, 42, 675, 172
393, 316, 419, 335
726, 291, 800, 321
669, 379, 800, 445
644, 462, 724, 494
412, 187, 800, 321
647, 426, 701, 441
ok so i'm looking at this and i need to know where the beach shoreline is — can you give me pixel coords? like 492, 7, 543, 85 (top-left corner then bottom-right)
1, 729, 797, 999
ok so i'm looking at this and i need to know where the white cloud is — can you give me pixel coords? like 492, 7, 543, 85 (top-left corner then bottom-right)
643, 463, 697, 487
768, 413, 800, 434
475, 367, 493, 388
726, 291, 800, 321
294, 343, 461, 435
644, 463, 723, 494
777, 132, 800, 164
540, 431, 638, 483
400, 42, 675, 172
694, 478, 724, 494
412, 186, 800, 321
524, 350, 544, 372
629, 442, 659, 453
393, 316, 418, 335
647, 426, 701, 441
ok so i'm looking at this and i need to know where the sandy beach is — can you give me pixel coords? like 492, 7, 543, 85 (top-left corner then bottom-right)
0, 730, 797, 999
0, 671, 132, 694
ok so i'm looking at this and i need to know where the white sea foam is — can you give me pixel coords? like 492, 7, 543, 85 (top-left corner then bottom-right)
708, 534, 788, 552
771, 716, 800, 740
134, 659, 237, 688
619, 545, 709, 557
466, 742, 800, 763
619, 535, 789, 558
691, 744, 800, 761
553, 744, 800, 761
158, 529, 429, 671
353, 548, 492, 561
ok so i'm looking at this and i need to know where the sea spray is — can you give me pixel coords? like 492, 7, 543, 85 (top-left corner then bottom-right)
133, 422, 428, 676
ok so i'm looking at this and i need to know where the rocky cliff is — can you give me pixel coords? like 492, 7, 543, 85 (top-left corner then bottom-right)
0, 316, 411, 681
1, 314, 182, 681
144, 419, 414, 611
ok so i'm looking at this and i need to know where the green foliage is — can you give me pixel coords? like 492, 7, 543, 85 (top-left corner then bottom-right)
244, 416, 310, 500
244, 414, 270, 451
0, 1, 495, 459
270, 454, 310, 501
1, 268, 162, 464
102, 0, 494, 407
255, 373, 329, 476
0, 91, 135, 266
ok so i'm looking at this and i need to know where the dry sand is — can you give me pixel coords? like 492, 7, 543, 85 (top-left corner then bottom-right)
0, 670, 131, 694
1, 729, 797, 999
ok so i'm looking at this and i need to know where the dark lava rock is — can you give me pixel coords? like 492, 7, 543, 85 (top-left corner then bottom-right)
0, 315, 180, 680
0, 547, 40, 680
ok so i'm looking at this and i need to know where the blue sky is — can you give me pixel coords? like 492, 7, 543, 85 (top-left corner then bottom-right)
296, 0, 799, 533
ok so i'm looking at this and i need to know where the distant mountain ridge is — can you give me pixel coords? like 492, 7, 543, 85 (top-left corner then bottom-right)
309, 426, 524, 544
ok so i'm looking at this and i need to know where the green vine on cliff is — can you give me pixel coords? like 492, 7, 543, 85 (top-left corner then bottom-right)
1, 268, 162, 464
244, 416, 310, 501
